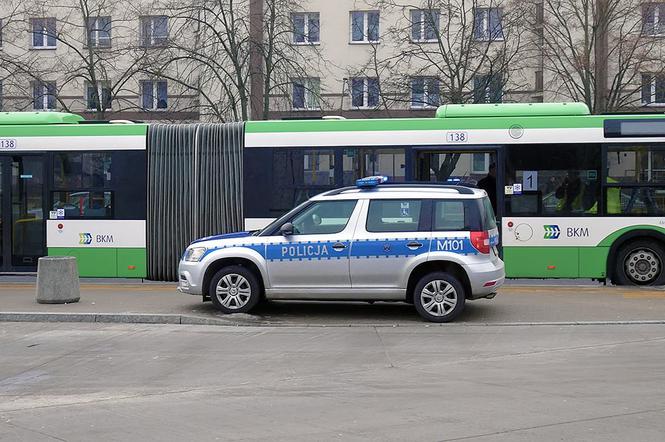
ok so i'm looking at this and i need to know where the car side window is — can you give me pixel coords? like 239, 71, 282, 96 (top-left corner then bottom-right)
366, 199, 422, 232
432, 200, 482, 231
290, 200, 357, 235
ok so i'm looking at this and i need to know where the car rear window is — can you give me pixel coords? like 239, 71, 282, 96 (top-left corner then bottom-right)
432, 199, 482, 231
366, 199, 423, 232
481, 196, 497, 230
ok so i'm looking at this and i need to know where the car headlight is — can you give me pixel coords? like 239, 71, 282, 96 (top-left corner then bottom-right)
184, 247, 207, 262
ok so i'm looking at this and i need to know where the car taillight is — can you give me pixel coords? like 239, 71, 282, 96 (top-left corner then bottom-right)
470, 231, 490, 254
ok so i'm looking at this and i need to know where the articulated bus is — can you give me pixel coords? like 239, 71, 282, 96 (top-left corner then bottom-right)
4, 103, 665, 285
244, 103, 665, 285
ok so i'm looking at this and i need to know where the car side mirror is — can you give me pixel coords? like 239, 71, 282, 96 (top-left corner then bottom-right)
280, 222, 294, 236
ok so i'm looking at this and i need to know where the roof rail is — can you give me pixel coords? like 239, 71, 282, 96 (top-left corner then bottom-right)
320, 183, 476, 196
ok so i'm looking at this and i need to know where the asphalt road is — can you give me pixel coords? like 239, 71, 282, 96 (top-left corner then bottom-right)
2, 321, 665, 441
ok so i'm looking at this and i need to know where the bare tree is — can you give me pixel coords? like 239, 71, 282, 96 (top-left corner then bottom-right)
157, 0, 324, 122
365, 0, 530, 110
8, 0, 168, 119
539, 0, 664, 113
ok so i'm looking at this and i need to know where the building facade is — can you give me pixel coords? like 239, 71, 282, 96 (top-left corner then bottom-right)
0, 0, 660, 122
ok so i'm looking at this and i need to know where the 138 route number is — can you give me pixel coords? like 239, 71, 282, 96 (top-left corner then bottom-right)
446, 131, 468, 143
0, 138, 17, 149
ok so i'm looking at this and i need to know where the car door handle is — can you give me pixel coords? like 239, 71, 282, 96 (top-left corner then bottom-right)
406, 241, 423, 249
332, 242, 347, 251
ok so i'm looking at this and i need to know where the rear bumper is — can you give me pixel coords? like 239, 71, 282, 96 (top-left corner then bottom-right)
465, 259, 505, 299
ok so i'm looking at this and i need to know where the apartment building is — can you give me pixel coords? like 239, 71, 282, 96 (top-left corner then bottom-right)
0, 0, 660, 121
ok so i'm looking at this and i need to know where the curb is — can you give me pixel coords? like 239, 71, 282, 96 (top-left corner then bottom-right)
2, 312, 665, 327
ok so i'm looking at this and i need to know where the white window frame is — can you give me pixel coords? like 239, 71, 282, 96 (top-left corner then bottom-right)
350, 11, 380, 44
410, 9, 439, 43
644, 3, 665, 36
33, 81, 57, 111
474, 8, 504, 42
88, 16, 111, 48
140, 16, 168, 47
410, 77, 440, 109
140, 79, 168, 110
292, 77, 320, 110
31, 17, 57, 49
292, 12, 320, 45
642, 74, 665, 106
86, 82, 112, 111
350, 77, 379, 109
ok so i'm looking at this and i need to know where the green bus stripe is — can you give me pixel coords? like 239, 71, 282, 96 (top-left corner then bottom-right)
597, 225, 665, 247
0, 124, 148, 137
246, 113, 665, 134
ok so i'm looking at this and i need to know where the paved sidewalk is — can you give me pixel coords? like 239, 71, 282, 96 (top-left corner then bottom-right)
1, 277, 665, 325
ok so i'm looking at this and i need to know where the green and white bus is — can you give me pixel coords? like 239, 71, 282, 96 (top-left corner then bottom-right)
4, 103, 665, 285
0, 112, 148, 277
243, 102, 665, 285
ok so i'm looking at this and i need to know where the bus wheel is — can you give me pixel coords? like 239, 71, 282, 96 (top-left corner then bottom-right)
209, 266, 261, 314
615, 240, 665, 286
413, 272, 466, 323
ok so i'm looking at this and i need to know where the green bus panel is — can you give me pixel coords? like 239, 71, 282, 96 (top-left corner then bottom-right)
578, 247, 609, 278
117, 248, 147, 278
48, 248, 146, 278
504, 247, 579, 278
504, 247, 608, 279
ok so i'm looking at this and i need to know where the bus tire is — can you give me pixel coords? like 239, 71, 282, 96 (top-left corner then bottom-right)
614, 240, 665, 286
209, 266, 261, 314
413, 272, 466, 323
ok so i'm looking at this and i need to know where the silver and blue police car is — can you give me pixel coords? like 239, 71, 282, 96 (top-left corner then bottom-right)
178, 177, 504, 322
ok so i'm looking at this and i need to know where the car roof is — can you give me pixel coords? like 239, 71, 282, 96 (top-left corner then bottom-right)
311, 185, 487, 201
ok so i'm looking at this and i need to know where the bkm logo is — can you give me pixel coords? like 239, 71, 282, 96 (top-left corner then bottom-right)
79, 233, 93, 245
543, 225, 561, 239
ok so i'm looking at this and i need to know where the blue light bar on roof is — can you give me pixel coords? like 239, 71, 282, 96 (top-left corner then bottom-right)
356, 176, 388, 188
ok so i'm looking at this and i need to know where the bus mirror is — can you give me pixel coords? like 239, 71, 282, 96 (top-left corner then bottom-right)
280, 222, 294, 236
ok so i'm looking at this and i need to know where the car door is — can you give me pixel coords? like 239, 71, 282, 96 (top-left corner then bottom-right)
350, 198, 431, 289
265, 199, 360, 289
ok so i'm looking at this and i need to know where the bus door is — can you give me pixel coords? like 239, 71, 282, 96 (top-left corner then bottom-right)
0, 155, 46, 271
414, 148, 504, 221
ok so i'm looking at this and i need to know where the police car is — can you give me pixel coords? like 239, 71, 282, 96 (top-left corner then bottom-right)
178, 177, 504, 322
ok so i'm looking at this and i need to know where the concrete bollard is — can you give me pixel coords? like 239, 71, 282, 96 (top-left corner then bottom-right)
36, 256, 81, 304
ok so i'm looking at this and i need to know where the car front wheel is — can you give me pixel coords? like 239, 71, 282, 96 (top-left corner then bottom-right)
413, 272, 466, 323
209, 265, 261, 314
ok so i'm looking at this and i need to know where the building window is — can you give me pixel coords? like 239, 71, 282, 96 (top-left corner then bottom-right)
350, 11, 379, 43
140, 16, 168, 46
292, 78, 320, 110
86, 83, 112, 110
140, 80, 167, 110
411, 77, 440, 108
642, 74, 665, 105
351, 77, 379, 108
32, 81, 56, 110
292, 12, 320, 44
535, 70, 544, 91
32, 18, 57, 48
473, 74, 503, 103
411, 9, 440, 42
643, 3, 665, 36
473, 8, 503, 41
87, 16, 111, 47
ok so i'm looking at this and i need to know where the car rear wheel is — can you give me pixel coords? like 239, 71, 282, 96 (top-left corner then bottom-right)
615, 240, 665, 286
209, 266, 261, 314
413, 272, 466, 323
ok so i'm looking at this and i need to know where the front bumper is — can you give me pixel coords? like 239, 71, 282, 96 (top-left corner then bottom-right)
177, 260, 205, 296
465, 259, 506, 300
